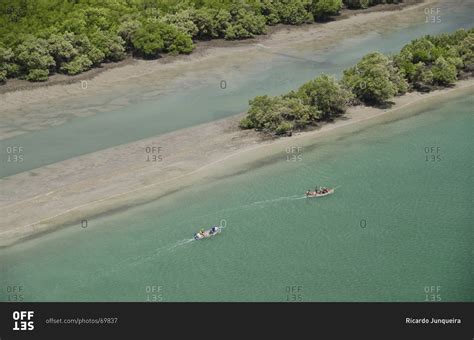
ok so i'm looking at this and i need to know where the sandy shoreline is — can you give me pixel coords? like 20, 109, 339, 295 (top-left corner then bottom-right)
1, 78, 472, 248
0, 0, 422, 96
0, 0, 462, 248
0, 0, 433, 133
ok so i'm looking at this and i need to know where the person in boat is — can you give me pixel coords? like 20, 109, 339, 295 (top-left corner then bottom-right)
315, 186, 319, 193
306, 190, 311, 196
199, 229, 205, 236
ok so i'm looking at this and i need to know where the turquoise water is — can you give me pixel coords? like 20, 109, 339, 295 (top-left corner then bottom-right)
1, 93, 472, 302
1, 0, 473, 177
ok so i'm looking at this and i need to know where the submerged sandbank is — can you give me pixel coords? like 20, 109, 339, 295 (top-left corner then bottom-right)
0, 0, 434, 141
0, 78, 472, 247
0, 0, 423, 95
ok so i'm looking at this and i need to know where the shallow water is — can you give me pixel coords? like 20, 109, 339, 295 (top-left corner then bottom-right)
1, 0, 473, 178
0, 1, 473, 302
1, 93, 472, 302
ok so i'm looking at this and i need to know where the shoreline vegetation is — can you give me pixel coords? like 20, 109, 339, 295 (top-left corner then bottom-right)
1, 0, 472, 247
239, 29, 474, 135
0, 0, 413, 87
1, 78, 472, 248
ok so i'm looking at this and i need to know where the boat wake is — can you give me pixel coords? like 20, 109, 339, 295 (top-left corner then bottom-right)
83, 238, 195, 282
77, 188, 339, 287
172, 193, 311, 227
123, 238, 196, 265
249, 195, 305, 206
167, 238, 194, 250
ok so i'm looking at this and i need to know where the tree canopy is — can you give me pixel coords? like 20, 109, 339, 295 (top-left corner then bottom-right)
240, 29, 474, 135
0, 0, 400, 83
342, 52, 407, 104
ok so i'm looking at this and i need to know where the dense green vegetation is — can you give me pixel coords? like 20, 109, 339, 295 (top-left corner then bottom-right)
343, 52, 408, 104
343, 0, 401, 9
240, 29, 474, 135
0, 0, 403, 83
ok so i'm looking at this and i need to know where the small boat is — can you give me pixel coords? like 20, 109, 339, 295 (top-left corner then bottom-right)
305, 188, 334, 198
194, 226, 221, 240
